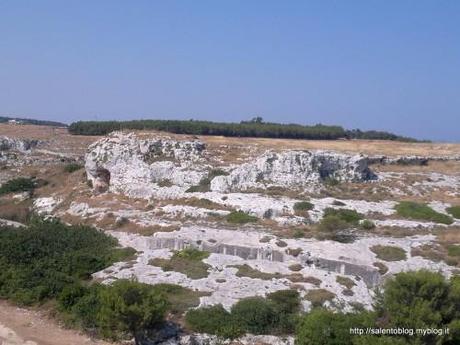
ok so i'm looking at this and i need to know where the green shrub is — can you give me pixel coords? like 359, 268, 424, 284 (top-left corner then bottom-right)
377, 270, 456, 341
324, 177, 340, 186
0, 218, 129, 304
231, 297, 279, 334
174, 247, 210, 261
371, 245, 406, 262
185, 305, 242, 338
63, 163, 83, 173
395, 201, 453, 225
296, 308, 374, 345
323, 208, 363, 224
293, 201, 314, 217
187, 291, 301, 337
294, 201, 314, 211
447, 206, 460, 219
59, 280, 168, 342
360, 219, 376, 230
226, 211, 258, 224
266, 289, 300, 314
0, 177, 36, 195
317, 215, 349, 233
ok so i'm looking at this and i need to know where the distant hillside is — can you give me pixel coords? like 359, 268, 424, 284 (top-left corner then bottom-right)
68, 118, 420, 142
0, 116, 67, 127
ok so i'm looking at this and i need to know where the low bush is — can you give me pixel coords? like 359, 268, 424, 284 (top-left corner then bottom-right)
446, 205, 460, 219
226, 211, 258, 224
185, 305, 240, 338
186, 290, 300, 337
395, 201, 453, 225
63, 163, 83, 173
59, 280, 168, 342
0, 177, 36, 195
360, 219, 376, 230
323, 208, 363, 224
293, 201, 314, 217
317, 215, 349, 233
0, 218, 134, 304
296, 308, 375, 345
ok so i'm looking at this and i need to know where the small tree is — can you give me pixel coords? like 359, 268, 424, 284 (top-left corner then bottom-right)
98, 280, 168, 344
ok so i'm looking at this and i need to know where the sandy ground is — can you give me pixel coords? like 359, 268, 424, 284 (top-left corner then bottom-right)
0, 301, 114, 345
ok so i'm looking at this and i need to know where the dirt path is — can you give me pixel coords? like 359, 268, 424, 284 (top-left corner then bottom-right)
0, 300, 115, 345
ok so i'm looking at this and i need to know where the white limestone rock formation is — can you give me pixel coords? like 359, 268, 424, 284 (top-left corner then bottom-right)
0, 136, 40, 152
85, 132, 207, 196
211, 150, 376, 192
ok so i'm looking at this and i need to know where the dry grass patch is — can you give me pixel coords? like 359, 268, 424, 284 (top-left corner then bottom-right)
149, 248, 211, 279
305, 289, 336, 307
230, 264, 282, 280
286, 274, 321, 286
288, 264, 303, 272
370, 245, 407, 262
169, 197, 231, 211
336, 276, 356, 289
373, 262, 389, 275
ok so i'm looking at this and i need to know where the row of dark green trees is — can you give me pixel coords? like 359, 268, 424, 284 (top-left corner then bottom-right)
68, 118, 419, 142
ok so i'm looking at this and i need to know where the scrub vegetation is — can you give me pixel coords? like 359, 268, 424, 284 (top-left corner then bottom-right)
395, 201, 454, 225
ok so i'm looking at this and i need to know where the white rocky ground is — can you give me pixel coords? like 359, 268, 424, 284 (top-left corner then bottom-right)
3, 130, 460, 345
93, 227, 454, 312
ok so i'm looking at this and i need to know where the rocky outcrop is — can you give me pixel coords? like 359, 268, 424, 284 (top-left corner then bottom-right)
85, 133, 377, 197
85, 132, 207, 197
211, 150, 376, 192
0, 136, 40, 152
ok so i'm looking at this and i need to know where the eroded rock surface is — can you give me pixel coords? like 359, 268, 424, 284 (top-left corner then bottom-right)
85, 132, 377, 196
0, 136, 40, 152
85, 132, 207, 197
211, 150, 376, 192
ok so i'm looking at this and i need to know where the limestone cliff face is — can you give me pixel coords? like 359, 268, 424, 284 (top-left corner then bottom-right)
85, 132, 376, 197
211, 150, 375, 192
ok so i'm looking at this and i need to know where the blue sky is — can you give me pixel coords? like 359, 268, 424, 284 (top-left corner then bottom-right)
0, 1, 459, 141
